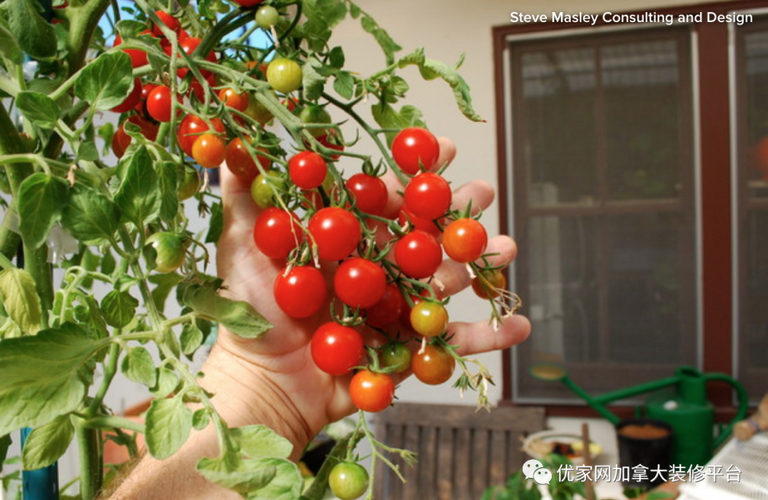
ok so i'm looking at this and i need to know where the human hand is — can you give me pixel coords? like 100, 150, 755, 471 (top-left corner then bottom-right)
206, 137, 531, 456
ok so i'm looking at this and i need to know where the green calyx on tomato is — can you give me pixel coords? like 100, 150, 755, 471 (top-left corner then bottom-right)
329, 462, 369, 500
146, 232, 189, 273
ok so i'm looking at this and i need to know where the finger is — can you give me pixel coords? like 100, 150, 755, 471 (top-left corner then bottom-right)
450, 314, 531, 356
380, 136, 457, 219
450, 179, 494, 215
219, 162, 259, 233
433, 235, 518, 297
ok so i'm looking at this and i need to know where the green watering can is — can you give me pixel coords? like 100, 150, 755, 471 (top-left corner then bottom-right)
531, 364, 750, 468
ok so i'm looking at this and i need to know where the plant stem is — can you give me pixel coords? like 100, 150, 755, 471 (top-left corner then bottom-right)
75, 420, 102, 500
87, 343, 120, 416
300, 435, 351, 500
83, 415, 145, 434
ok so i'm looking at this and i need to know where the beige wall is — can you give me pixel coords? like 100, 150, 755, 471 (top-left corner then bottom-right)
328, 0, 742, 404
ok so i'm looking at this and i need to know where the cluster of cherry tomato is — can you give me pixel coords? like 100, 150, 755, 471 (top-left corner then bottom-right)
105, 4, 510, 498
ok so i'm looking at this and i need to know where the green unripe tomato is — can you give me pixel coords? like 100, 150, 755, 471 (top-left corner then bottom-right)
146, 232, 188, 273
244, 91, 275, 125
255, 5, 279, 28
380, 342, 412, 373
266, 57, 302, 94
250, 170, 287, 209
299, 104, 332, 137
178, 165, 201, 201
329, 462, 369, 500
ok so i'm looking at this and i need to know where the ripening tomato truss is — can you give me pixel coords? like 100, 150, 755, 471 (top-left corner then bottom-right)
90, 7, 519, 496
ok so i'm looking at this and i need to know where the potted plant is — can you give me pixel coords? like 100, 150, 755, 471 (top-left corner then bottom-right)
0, 0, 524, 498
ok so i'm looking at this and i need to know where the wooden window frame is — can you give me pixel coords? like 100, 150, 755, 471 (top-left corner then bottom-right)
493, 0, 767, 417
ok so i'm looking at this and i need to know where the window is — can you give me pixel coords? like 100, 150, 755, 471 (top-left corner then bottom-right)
494, 3, 768, 410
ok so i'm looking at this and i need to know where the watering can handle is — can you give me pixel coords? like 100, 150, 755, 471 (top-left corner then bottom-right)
706, 373, 750, 449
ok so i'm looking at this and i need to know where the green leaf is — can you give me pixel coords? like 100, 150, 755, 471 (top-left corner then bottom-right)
157, 162, 179, 222
302, 57, 327, 102
74, 51, 134, 111
0, 434, 11, 473
247, 459, 302, 500
0, 268, 42, 335
230, 425, 293, 460
359, 13, 401, 65
15, 92, 61, 129
61, 185, 120, 245
114, 146, 161, 225
21, 414, 74, 470
192, 408, 211, 430
121, 346, 157, 388
180, 323, 203, 356
0, 325, 100, 436
329, 46, 345, 69
348, 1, 361, 18
101, 290, 138, 328
97, 123, 115, 156
205, 202, 223, 244
371, 101, 425, 147
101, 250, 116, 275
0, 317, 22, 339
150, 367, 180, 399
17, 173, 68, 250
0, 22, 22, 64
397, 48, 485, 122
76, 141, 99, 162
180, 281, 272, 339
145, 395, 193, 460
333, 71, 354, 100
149, 273, 182, 313
196, 452, 277, 493
6, 0, 56, 60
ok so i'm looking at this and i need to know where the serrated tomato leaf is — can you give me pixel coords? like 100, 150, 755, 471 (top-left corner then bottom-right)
0, 268, 42, 335
74, 51, 134, 111
145, 395, 192, 460
21, 414, 74, 470
180, 280, 272, 339
17, 173, 69, 249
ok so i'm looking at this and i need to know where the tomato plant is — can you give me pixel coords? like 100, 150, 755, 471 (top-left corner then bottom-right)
349, 370, 395, 413
0, 1, 514, 498
311, 322, 364, 375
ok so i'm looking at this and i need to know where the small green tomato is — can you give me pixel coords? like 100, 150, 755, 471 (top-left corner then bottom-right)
250, 170, 287, 209
146, 232, 188, 273
255, 5, 279, 29
178, 165, 201, 201
329, 462, 369, 500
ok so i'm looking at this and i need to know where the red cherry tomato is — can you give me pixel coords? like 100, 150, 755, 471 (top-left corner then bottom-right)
364, 283, 405, 329
177, 115, 225, 157
334, 258, 387, 309
411, 344, 455, 385
225, 138, 270, 182
111, 78, 143, 113
274, 266, 327, 318
146, 85, 180, 123
398, 206, 442, 237
404, 172, 452, 221
112, 115, 159, 158
289, 151, 328, 190
391, 127, 440, 175
134, 82, 158, 117
311, 322, 365, 376
152, 10, 181, 36
346, 173, 388, 216
308, 207, 361, 261
442, 218, 488, 263
177, 37, 217, 79
349, 370, 395, 412
188, 73, 217, 103
253, 208, 304, 260
410, 301, 449, 338
219, 88, 249, 112
113, 32, 150, 68
191, 133, 226, 169
394, 230, 442, 279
